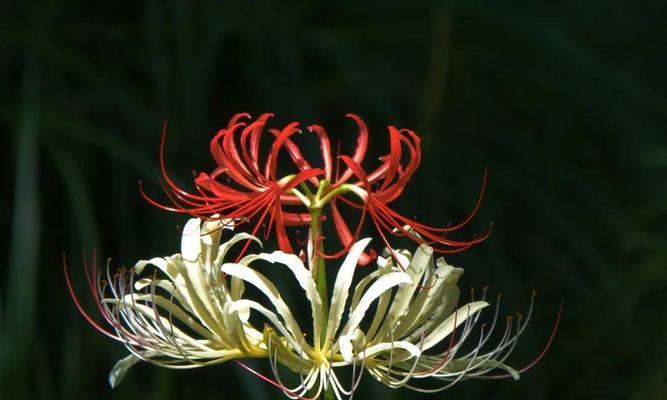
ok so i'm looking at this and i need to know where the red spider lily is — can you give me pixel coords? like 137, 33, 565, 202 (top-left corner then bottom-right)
265, 113, 490, 263
142, 113, 489, 264
141, 115, 324, 254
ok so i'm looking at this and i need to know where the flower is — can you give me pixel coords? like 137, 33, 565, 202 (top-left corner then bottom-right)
64, 218, 559, 398
141, 116, 325, 254
283, 115, 490, 260
142, 114, 490, 265
64, 217, 262, 386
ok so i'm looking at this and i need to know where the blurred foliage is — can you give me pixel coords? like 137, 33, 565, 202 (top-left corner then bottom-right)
1, 0, 666, 399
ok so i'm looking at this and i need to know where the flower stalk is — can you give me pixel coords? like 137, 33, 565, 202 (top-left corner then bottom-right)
309, 205, 328, 347
301, 179, 355, 347
306, 179, 355, 400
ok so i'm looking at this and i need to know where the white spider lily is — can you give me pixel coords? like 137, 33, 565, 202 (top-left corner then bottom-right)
86, 218, 530, 397
98, 217, 265, 387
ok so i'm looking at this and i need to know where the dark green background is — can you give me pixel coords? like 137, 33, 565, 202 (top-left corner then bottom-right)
1, 1, 665, 399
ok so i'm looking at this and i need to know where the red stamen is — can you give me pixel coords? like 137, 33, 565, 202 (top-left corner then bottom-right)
234, 360, 316, 400
63, 252, 121, 340
480, 299, 563, 380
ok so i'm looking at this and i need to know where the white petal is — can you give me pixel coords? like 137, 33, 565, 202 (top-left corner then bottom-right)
182, 257, 227, 329
326, 238, 371, 341
181, 218, 202, 261
421, 301, 489, 351
228, 299, 307, 359
347, 266, 392, 343
440, 358, 520, 380
241, 251, 321, 347
214, 233, 263, 269
220, 262, 309, 352
376, 245, 432, 340
200, 218, 225, 263
134, 257, 184, 285
108, 350, 158, 388
109, 353, 140, 388
222, 301, 255, 354
360, 340, 421, 361
339, 272, 411, 362
403, 262, 463, 343
215, 232, 263, 299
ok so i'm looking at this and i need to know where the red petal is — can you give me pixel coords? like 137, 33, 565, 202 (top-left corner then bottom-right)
336, 114, 369, 184
240, 114, 273, 178
281, 168, 324, 191
265, 122, 301, 180
228, 112, 251, 128
319, 199, 376, 265
269, 129, 319, 186
307, 124, 333, 181
379, 125, 402, 191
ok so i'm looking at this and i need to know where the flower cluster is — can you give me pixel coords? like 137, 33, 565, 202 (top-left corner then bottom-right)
142, 114, 489, 264
67, 218, 553, 398
66, 114, 559, 399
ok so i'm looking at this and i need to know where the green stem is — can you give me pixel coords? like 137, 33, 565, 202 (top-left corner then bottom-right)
324, 383, 335, 400
309, 207, 329, 347
307, 181, 341, 400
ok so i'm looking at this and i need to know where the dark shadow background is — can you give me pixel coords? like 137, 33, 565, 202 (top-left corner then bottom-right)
1, 1, 666, 399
